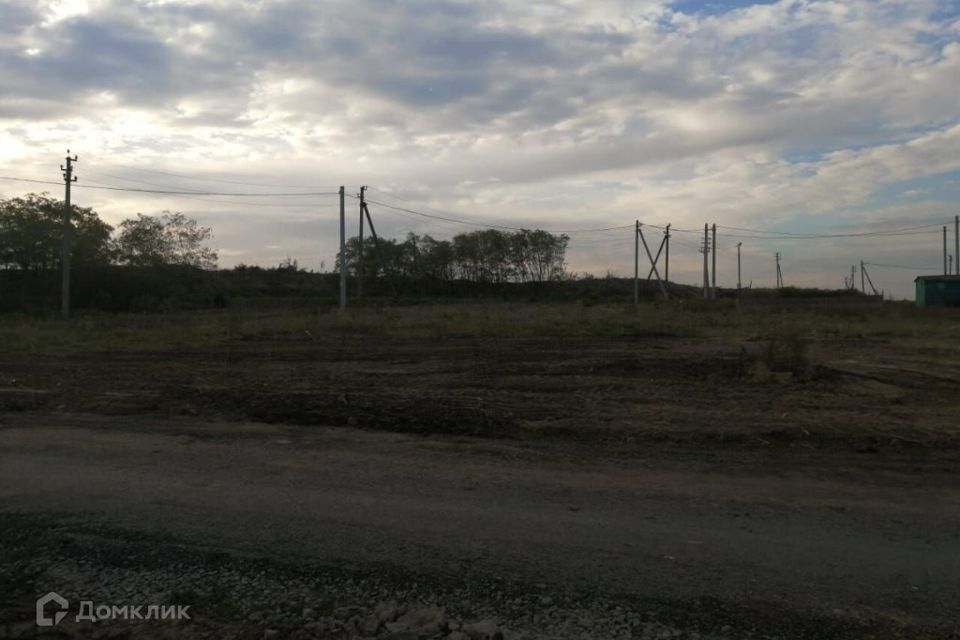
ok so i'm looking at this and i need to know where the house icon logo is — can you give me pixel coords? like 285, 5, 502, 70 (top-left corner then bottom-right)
36, 592, 68, 627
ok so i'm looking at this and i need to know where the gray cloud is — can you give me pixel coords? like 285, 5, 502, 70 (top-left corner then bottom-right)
1, 0, 959, 299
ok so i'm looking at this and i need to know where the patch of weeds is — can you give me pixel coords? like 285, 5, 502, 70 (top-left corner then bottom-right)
746, 324, 814, 381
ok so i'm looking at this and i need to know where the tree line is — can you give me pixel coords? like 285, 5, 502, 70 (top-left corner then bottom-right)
0, 193, 217, 272
337, 229, 570, 283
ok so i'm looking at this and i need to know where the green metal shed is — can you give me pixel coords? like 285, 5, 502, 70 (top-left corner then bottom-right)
915, 275, 960, 307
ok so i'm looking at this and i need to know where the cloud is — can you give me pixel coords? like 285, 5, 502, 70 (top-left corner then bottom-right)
0, 0, 958, 298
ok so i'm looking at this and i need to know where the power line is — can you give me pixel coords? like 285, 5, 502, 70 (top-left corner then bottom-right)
715, 221, 947, 239
2, 172, 951, 247
80, 179, 341, 210
362, 195, 634, 234
364, 187, 636, 234
639, 220, 947, 240
719, 229, 940, 240
863, 261, 942, 271
103, 163, 341, 190
0, 175, 337, 197
0, 176, 63, 188
84, 184, 339, 197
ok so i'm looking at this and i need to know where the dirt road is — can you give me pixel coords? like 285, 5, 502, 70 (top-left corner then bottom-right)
2, 413, 958, 638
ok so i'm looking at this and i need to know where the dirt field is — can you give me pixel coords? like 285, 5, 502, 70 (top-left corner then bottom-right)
2, 303, 960, 639
3, 303, 960, 451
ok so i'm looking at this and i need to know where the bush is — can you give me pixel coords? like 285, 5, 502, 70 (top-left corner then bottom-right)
750, 324, 813, 380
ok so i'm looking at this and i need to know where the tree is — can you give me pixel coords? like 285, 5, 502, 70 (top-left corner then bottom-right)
335, 228, 569, 284
0, 193, 113, 272
113, 212, 218, 269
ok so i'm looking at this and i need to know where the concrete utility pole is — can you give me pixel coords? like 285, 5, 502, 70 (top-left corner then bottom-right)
955, 215, 959, 275
736, 242, 742, 291
664, 224, 671, 283
60, 151, 78, 320
339, 186, 346, 312
357, 186, 366, 301
711, 223, 717, 300
945, 226, 949, 275
702, 223, 709, 300
633, 220, 639, 306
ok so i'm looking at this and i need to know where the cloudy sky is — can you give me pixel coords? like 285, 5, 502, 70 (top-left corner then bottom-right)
1, 0, 959, 297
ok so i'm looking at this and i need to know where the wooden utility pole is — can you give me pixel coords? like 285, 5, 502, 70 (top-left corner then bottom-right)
736, 242, 742, 291
60, 151, 78, 320
357, 186, 366, 301
339, 186, 346, 312
645, 233, 667, 280
775, 252, 783, 289
860, 260, 865, 293
702, 224, 709, 299
945, 226, 949, 275
633, 220, 639, 306
711, 223, 717, 300
638, 224, 668, 301
361, 200, 396, 298
862, 263, 880, 296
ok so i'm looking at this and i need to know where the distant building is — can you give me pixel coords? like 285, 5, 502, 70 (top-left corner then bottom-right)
915, 275, 960, 307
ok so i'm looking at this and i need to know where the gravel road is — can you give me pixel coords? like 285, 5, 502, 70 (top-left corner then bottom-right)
1, 413, 958, 639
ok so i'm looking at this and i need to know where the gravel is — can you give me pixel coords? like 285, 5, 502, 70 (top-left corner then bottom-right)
0, 514, 748, 640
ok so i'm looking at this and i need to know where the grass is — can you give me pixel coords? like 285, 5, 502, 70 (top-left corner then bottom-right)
1, 300, 959, 354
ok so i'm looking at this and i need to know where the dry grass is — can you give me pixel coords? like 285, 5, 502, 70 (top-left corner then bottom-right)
1, 300, 959, 354
3, 301, 960, 452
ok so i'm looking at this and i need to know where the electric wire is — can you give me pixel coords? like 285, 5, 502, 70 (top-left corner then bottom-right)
363, 196, 634, 234
103, 162, 340, 190
863, 261, 943, 271
0, 175, 337, 197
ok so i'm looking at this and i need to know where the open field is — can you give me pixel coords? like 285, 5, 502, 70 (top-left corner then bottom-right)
2, 302, 960, 639
2, 302, 960, 450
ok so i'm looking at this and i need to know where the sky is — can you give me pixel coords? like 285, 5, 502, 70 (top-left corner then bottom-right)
1, 0, 959, 298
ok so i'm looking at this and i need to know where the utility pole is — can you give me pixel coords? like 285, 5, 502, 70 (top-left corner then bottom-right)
638, 223, 668, 301
736, 242, 742, 291
645, 232, 667, 280
860, 261, 865, 293
945, 226, 949, 275
664, 224, 671, 283
361, 199, 395, 298
955, 215, 959, 275
339, 186, 346, 312
702, 223, 709, 300
711, 223, 717, 300
357, 186, 366, 301
633, 220, 639, 306
775, 252, 782, 289
60, 151, 78, 320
